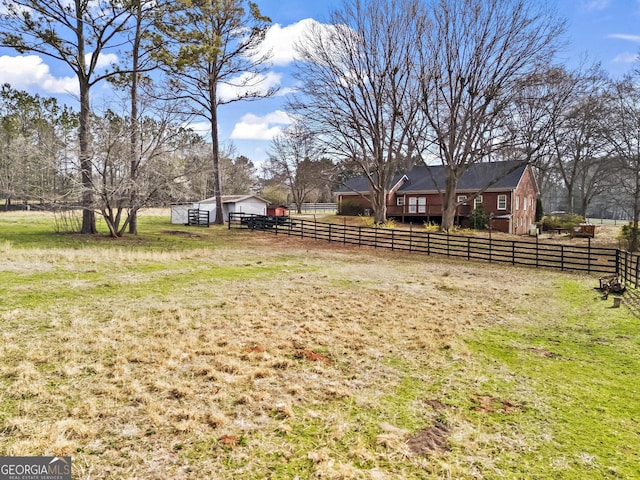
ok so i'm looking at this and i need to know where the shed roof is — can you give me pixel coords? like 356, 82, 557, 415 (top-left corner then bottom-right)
197, 195, 269, 204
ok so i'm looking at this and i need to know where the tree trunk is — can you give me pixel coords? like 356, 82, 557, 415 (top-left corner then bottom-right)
210, 82, 223, 225
128, 1, 142, 235
371, 187, 387, 224
79, 78, 96, 234
440, 170, 459, 231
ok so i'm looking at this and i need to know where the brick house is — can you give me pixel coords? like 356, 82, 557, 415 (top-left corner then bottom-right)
335, 160, 539, 235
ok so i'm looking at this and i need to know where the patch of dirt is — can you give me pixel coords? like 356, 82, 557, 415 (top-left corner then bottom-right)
474, 395, 521, 414
161, 230, 204, 238
219, 435, 240, 447
528, 346, 560, 358
406, 421, 451, 455
243, 344, 265, 353
423, 399, 448, 411
296, 349, 332, 365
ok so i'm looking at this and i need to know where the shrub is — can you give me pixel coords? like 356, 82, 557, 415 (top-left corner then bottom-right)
360, 216, 395, 229
423, 221, 440, 232
380, 218, 396, 229
469, 205, 489, 230
360, 216, 376, 227
541, 213, 584, 231
619, 223, 638, 250
338, 200, 366, 216
535, 198, 544, 223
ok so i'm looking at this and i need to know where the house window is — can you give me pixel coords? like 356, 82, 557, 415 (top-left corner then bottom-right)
408, 197, 417, 213
523, 196, 528, 210
474, 195, 483, 209
397, 197, 405, 207
515, 195, 520, 210
497, 194, 507, 210
457, 195, 467, 205
407, 197, 426, 213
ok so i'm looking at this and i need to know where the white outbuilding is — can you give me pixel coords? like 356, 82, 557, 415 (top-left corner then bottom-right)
171, 195, 269, 224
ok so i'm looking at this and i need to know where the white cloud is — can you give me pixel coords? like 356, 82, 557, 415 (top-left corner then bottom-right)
0, 55, 77, 94
259, 18, 319, 67
612, 52, 639, 64
185, 121, 212, 137
607, 34, 640, 43
582, 0, 609, 11
218, 71, 283, 103
230, 110, 293, 140
85, 52, 118, 69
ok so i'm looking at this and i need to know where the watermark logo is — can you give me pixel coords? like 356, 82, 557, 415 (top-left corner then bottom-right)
0, 457, 71, 480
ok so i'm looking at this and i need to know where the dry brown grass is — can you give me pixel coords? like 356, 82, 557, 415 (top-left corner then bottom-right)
0, 227, 602, 478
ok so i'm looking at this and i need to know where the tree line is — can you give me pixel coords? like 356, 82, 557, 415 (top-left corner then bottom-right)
2, 0, 640, 248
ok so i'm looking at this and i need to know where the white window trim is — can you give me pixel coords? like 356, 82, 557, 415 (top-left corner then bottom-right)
408, 196, 417, 213
497, 194, 507, 210
417, 197, 426, 213
397, 197, 405, 206
474, 195, 483, 209
457, 195, 468, 205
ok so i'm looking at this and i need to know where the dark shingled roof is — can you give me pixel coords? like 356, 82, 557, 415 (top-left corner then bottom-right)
399, 160, 527, 193
335, 160, 528, 194
334, 172, 406, 194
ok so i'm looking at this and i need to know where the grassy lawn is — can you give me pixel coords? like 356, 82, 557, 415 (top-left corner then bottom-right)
0, 210, 638, 479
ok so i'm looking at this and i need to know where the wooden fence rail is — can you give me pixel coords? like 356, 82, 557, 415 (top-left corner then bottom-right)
228, 213, 640, 287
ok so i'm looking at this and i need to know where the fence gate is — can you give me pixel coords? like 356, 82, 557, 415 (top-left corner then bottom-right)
617, 250, 640, 288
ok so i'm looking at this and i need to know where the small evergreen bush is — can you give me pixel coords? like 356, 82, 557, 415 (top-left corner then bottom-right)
338, 200, 365, 216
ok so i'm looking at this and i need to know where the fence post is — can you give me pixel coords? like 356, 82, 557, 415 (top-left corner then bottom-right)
626, 251, 630, 284
301, 219, 304, 239
358, 226, 362, 247
467, 237, 471, 260
616, 249, 620, 275
535, 234, 539, 267
561, 245, 564, 271
328, 223, 332, 242
512, 241, 515, 265
427, 232, 431, 255
391, 230, 395, 250
488, 232, 492, 263
447, 232, 450, 257
343, 220, 346, 245
587, 237, 591, 274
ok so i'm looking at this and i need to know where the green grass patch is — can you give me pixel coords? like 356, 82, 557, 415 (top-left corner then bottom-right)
462, 279, 640, 479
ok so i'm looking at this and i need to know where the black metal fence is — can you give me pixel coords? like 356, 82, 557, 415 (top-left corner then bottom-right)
229, 213, 640, 287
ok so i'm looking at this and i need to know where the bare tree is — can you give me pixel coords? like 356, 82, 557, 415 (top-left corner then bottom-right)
505, 67, 574, 205
291, 0, 427, 223
268, 123, 323, 213
419, 0, 564, 231
90, 107, 205, 237
603, 74, 640, 251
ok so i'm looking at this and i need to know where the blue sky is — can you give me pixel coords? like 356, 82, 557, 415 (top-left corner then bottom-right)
1, 0, 639, 165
